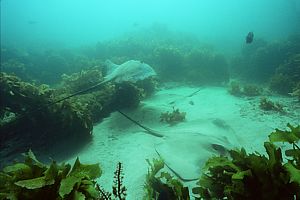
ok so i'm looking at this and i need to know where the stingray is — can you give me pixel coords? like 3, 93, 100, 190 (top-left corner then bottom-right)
104, 60, 156, 83
118, 110, 238, 181
155, 131, 231, 181
36, 60, 156, 107
5, 60, 157, 126
54, 60, 156, 103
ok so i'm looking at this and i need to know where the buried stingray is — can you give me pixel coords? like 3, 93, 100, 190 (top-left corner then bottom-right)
118, 110, 239, 182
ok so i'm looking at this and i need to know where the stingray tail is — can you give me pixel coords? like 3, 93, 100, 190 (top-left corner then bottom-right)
117, 110, 164, 137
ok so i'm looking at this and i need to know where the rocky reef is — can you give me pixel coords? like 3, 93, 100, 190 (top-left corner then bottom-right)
270, 53, 300, 96
0, 69, 155, 163
230, 34, 300, 103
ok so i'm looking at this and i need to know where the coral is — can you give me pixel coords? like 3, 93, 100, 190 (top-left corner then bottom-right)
259, 97, 284, 112
192, 123, 300, 199
0, 150, 102, 200
160, 107, 186, 125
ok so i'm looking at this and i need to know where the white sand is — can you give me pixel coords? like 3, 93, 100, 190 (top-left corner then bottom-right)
65, 85, 300, 199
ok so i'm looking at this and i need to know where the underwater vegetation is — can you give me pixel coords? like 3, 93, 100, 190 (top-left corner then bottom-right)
0, 59, 29, 82
92, 28, 229, 85
144, 158, 190, 200
259, 97, 284, 113
96, 162, 127, 200
290, 82, 300, 101
0, 72, 94, 157
60, 66, 104, 94
160, 107, 186, 125
0, 68, 155, 162
231, 34, 300, 103
1, 47, 103, 85
184, 49, 229, 85
231, 38, 287, 82
0, 150, 127, 200
0, 124, 299, 199
192, 123, 300, 200
0, 150, 101, 200
228, 81, 262, 97
269, 53, 300, 96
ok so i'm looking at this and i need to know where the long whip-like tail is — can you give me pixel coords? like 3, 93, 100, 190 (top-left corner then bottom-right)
117, 110, 164, 138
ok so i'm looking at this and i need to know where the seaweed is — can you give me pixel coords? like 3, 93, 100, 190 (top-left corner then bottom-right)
1, 69, 152, 160
0, 150, 102, 200
192, 123, 300, 200
290, 82, 300, 101
153, 46, 185, 81
143, 158, 189, 200
96, 162, 127, 200
259, 97, 284, 112
112, 162, 127, 200
185, 49, 229, 84
228, 81, 262, 97
160, 107, 186, 125
228, 81, 243, 96
242, 84, 262, 96
231, 38, 288, 82
61, 66, 104, 93
270, 53, 300, 95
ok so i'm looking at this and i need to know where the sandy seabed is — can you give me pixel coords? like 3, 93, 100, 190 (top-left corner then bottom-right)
65, 85, 300, 199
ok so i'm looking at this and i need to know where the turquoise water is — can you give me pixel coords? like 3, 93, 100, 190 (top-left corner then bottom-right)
1, 0, 300, 52
1, 1, 300, 199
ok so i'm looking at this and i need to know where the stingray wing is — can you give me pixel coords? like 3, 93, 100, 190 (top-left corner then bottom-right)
104, 60, 156, 83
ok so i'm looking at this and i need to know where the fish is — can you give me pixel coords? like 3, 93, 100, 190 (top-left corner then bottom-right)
104, 60, 156, 83
13, 60, 157, 116
57, 60, 156, 102
118, 110, 238, 181
246, 31, 254, 44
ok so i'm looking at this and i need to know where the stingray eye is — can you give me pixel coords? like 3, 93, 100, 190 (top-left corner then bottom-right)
211, 144, 227, 155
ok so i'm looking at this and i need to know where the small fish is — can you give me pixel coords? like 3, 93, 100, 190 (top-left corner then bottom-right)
246, 32, 254, 44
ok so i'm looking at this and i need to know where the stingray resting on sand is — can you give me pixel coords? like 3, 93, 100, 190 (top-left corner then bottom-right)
118, 110, 239, 182
66, 59, 237, 182
10, 58, 236, 182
